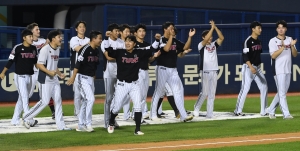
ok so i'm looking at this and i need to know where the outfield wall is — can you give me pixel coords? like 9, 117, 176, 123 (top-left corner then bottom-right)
0, 53, 299, 102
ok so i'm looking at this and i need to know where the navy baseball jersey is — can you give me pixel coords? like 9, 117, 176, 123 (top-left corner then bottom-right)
75, 44, 100, 77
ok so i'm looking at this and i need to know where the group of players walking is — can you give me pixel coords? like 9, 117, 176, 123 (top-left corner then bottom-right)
0, 19, 297, 135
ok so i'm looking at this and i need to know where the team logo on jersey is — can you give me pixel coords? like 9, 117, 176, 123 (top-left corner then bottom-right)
277, 44, 291, 50
51, 55, 59, 60
88, 56, 99, 62
122, 57, 139, 63
251, 45, 262, 51
169, 45, 176, 51
206, 46, 216, 53
21, 53, 36, 58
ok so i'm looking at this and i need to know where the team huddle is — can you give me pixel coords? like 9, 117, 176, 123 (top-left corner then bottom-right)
0, 19, 297, 135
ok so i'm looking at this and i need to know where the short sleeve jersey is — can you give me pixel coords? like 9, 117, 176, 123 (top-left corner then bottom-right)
69, 36, 90, 70
198, 40, 219, 71
156, 36, 184, 68
269, 36, 294, 75
100, 37, 125, 78
37, 44, 60, 84
242, 36, 262, 66
76, 44, 100, 77
32, 38, 47, 72
7, 43, 37, 75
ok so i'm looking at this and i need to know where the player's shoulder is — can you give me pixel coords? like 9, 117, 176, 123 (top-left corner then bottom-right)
38, 38, 46, 42
269, 37, 278, 43
116, 38, 124, 43
14, 43, 23, 49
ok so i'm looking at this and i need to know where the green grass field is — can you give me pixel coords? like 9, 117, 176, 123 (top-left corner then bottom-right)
0, 96, 299, 150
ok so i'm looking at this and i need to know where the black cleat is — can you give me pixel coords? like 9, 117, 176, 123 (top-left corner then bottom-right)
234, 112, 245, 116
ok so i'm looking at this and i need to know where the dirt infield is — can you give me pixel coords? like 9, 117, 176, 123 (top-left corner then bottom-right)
37, 132, 300, 151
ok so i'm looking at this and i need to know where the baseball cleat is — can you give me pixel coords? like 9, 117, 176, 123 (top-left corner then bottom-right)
151, 117, 161, 121
23, 120, 30, 129
61, 127, 72, 131
186, 110, 191, 114
134, 131, 144, 135
52, 112, 55, 120
141, 120, 149, 125
269, 114, 276, 119
183, 115, 193, 122
107, 125, 114, 133
175, 112, 181, 119
76, 126, 87, 132
86, 126, 94, 132
283, 115, 293, 119
30, 120, 38, 127
234, 112, 245, 116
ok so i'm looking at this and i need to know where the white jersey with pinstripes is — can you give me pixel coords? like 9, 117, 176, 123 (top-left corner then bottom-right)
269, 36, 294, 75
101, 38, 125, 78
32, 38, 46, 72
37, 44, 60, 84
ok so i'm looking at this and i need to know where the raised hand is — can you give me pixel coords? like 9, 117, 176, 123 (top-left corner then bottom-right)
209, 20, 215, 28
106, 31, 111, 37
291, 38, 297, 46
183, 49, 192, 54
155, 33, 161, 40
189, 28, 196, 37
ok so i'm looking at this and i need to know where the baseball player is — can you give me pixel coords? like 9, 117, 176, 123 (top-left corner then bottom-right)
193, 20, 224, 118
67, 30, 102, 132
234, 21, 268, 116
69, 21, 90, 118
22, 30, 71, 130
26, 23, 56, 119
268, 20, 298, 119
150, 21, 195, 122
105, 35, 161, 135
118, 24, 133, 120
101, 23, 124, 128
0, 29, 38, 127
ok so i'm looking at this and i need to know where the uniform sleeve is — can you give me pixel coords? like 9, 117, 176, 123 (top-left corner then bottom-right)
75, 46, 88, 69
198, 41, 204, 52
269, 38, 278, 56
101, 37, 109, 53
176, 39, 185, 53
137, 46, 153, 59
213, 40, 219, 49
242, 39, 250, 63
5, 45, 19, 68
70, 37, 80, 51
107, 47, 118, 58
37, 46, 48, 65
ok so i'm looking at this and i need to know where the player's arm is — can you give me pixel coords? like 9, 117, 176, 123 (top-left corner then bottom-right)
70, 37, 83, 52
66, 48, 86, 85
56, 68, 65, 79
148, 38, 161, 62
0, 46, 18, 79
162, 34, 174, 52
290, 38, 298, 57
101, 38, 116, 61
242, 41, 256, 74
66, 68, 78, 85
183, 28, 196, 50
178, 49, 192, 58
270, 39, 285, 59
215, 26, 224, 46
201, 20, 215, 46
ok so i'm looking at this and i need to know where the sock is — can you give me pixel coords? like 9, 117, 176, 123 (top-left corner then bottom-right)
49, 98, 55, 113
134, 112, 142, 132
109, 111, 118, 126
157, 98, 163, 115
167, 96, 179, 114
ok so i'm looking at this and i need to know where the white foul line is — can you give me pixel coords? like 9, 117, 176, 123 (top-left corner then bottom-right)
100, 136, 300, 151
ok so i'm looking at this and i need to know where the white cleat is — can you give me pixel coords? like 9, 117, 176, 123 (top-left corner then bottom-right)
283, 115, 293, 120
183, 115, 193, 122
151, 117, 161, 121
76, 126, 87, 132
134, 131, 144, 135
193, 111, 199, 117
107, 125, 114, 134
269, 114, 276, 119
23, 120, 30, 129
86, 125, 95, 132
60, 127, 72, 131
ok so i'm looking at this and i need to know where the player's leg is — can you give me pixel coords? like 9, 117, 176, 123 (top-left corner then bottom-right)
73, 70, 82, 117
104, 78, 117, 128
234, 64, 254, 115
194, 71, 208, 116
11, 74, 29, 125
108, 80, 129, 133
29, 71, 38, 98
129, 81, 143, 135
167, 68, 191, 121
165, 82, 179, 116
140, 69, 150, 119
157, 97, 164, 115
51, 83, 69, 130
277, 74, 292, 118
206, 71, 218, 118
122, 98, 131, 120
253, 66, 268, 115
268, 75, 280, 117
23, 83, 53, 127
78, 75, 95, 131
150, 66, 168, 119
